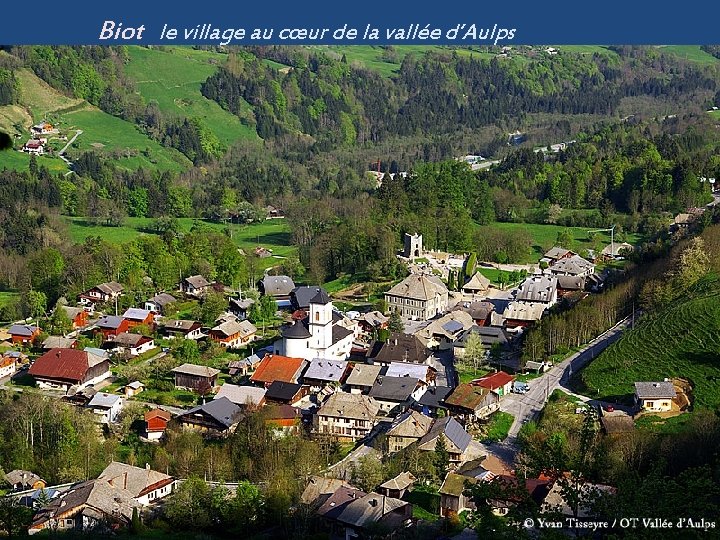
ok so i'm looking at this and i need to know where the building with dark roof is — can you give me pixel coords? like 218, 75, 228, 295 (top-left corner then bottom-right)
29, 349, 111, 392
96, 315, 129, 340
415, 385, 453, 416
369, 333, 432, 366
171, 364, 220, 392
144, 293, 177, 314
290, 286, 328, 310
369, 376, 426, 415
335, 492, 412, 533
303, 358, 351, 390
181, 275, 212, 297
444, 383, 500, 422
417, 417, 472, 463
8, 324, 41, 345
177, 397, 242, 435
260, 275, 295, 298
634, 381, 677, 412
264, 381, 306, 405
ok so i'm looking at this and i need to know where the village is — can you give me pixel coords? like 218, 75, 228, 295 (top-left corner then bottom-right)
0, 206, 704, 538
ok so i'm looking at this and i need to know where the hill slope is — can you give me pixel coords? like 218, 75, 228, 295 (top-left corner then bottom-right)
580, 276, 720, 409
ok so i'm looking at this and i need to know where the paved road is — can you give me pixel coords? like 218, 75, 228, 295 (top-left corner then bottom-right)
498, 314, 634, 451
58, 129, 82, 157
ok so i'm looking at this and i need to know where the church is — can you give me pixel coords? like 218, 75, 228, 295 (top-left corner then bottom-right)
273, 288, 354, 360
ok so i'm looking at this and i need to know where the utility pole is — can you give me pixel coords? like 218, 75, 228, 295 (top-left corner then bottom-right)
587, 224, 615, 258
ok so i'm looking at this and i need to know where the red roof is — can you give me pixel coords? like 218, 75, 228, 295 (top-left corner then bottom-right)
144, 409, 171, 422
473, 371, 514, 390
28, 348, 102, 383
250, 354, 305, 385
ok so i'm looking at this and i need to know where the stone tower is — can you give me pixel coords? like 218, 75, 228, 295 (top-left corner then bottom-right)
404, 233, 423, 258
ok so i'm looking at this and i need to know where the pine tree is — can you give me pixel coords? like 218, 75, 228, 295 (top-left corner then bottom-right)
434, 436, 450, 479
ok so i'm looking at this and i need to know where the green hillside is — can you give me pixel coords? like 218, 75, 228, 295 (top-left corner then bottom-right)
658, 45, 720, 66
124, 46, 257, 146
580, 276, 720, 409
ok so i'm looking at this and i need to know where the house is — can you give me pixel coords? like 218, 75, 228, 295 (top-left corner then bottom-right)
315, 485, 367, 521
385, 362, 436, 386
439, 472, 478, 517
265, 404, 303, 433
355, 311, 389, 338
415, 311, 475, 350
29, 349, 111, 392
79, 281, 123, 310
42, 336, 77, 352
274, 289, 354, 360
228, 353, 262, 377
462, 272, 491, 297
95, 315, 130, 340
543, 247, 575, 265
8, 324, 41, 345
416, 385, 453, 416
385, 274, 449, 321
60, 306, 89, 329
634, 381, 677, 412
144, 409, 171, 441
62, 386, 98, 408
264, 381, 307, 405
260, 274, 295, 299
369, 333, 432, 366
473, 371, 514, 397
345, 363, 383, 394
87, 393, 124, 424
503, 301, 548, 328
123, 381, 145, 398
23, 139, 44, 155
556, 275, 586, 296
31, 121, 55, 135
209, 318, 256, 348
181, 275, 212, 297
98, 462, 175, 506
417, 417, 472, 464
228, 297, 255, 320
121, 308, 155, 329
144, 293, 177, 314
315, 392, 380, 441
215, 383, 266, 408
5, 470, 46, 491
369, 376, 426, 415
250, 354, 306, 387
387, 410, 433, 453
0, 352, 19, 378
378, 472, 416, 499
177, 397, 242, 435
301, 476, 352, 506
171, 364, 220, 392
302, 358, 351, 391
453, 326, 510, 359
109, 333, 155, 357
516, 275, 558, 305
291, 286, 328, 311
549, 254, 595, 277
455, 300, 495, 326
29, 478, 140, 535
542, 481, 615, 518
335, 492, 412, 535
161, 319, 203, 340
601, 242, 634, 259
444, 383, 500, 422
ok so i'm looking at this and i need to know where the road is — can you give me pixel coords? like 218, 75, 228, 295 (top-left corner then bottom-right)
325, 421, 390, 480
497, 314, 634, 456
58, 129, 82, 167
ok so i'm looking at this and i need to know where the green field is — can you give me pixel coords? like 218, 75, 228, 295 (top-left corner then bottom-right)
708, 110, 720, 120
124, 46, 258, 147
579, 276, 720, 409
658, 45, 720, 66
65, 217, 296, 271
0, 149, 68, 173
481, 411, 515, 442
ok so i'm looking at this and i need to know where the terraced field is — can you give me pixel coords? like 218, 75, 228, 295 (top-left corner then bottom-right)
580, 277, 720, 409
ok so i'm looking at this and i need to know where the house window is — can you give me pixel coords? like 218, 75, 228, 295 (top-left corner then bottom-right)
315, 312, 319, 322
646, 401, 654, 409
65, 519, 73, 527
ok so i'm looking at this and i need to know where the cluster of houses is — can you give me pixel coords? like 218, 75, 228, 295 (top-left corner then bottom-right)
21, 121, 58, 156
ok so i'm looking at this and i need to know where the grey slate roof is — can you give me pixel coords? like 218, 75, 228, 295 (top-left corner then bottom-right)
112, 332, 149, 347
42, 336, 76, 349
331, 325, 354, 345
371, 333, 430, 364
386, 274, 448, 301
634, 381, 677, 399
418, 416, 471, 453
379, 472, 416, 492
463, 272, 491, 291
281, 319, 312, 339
184, 275, 211, 289
265, 381, 303, 402
88, 392, 122, 408
384, 362, 432, 381
148, 293, 176, 307
515, 275, 557, 303
171, 363, 220, 378
336, 492, 409, 528
310, 288, 331, 304
550, 254, 595, 276
122, 308, 152, 321
5, 470, 44, 487
185, 397, 242, 428
97, 315, 124, 329
346, 363, 383, 388
387, 410, 433, 438
369, 376, 420, 402
96, 281, 124, 295
216, 384, 266, 406
304, 358, 349, 382
544, 247, 573, 260
417, 386, 452, 409
557, 275, 586, 290
261, 275, 295, 296
8, 324, 39, 336
318, 392, 380, 420
98, 462, 173, 498
212, 319, 256, 338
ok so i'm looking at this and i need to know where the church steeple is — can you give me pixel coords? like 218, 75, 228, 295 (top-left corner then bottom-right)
308, 287, 332, 349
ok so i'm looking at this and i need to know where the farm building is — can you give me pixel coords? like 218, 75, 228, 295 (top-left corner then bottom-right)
29, 348, 111, 392
172, 364, 220, 392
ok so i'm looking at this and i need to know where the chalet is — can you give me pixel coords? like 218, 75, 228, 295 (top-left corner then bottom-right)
208, 318, 256, 348
291, 286, 327, 310
250, 354, 306, 387
177, 397, 242, 435
416, 385, 453, 416
335, 492, 412, 535
444, 383, 500, 422
42, 336, 77, 350
171, 364, 220, 392
98, 462, 175, 506
264, 381, 307, 405
181, 275, 212, 297
345, 363, 383, 394
439, 472, 478, 518
260, 274, 295, 299
515, 275, 558, 305
265, 404, 303, 433
29, 349, 111, 392
549, 254, 595, 278
96, 315, 130, 340
144, 409, 171, 441
355, 311, 389, 337
31, 121, 55, 135
542, 481, 615, 518
228, 297, 255, 320
542, 247, 575, 265
302, 358, 351, 391
161, 319, 203, 340
455, 300, 495, 326
368, 333, 432, 366
60, 306, 88, 329
228, 353, 262, 377
79, 281, 123, 310
87, 393, 124, 424
453, 326, 510, 359
462, 272, 491, 297
601, 242, 634, 259
634, 381, 677, 412
385, 274, 449, 321
5, 470, 46, 491
123, 381, 145, 398
369, 376, 426, 415
215, 383, 266, 408
144, 293, 177, 314
385, 362, 436, 386
378, 472, 416, 499
28, 479, 139, 536
301, 476, 352, 506
0, 352, 19, 378
387, 410, 433, 453
417, 417, 473, 464
556, 275, 586, 296
121, 308, 155, 329
8, 324, 41, 345
108, 333, 155, 357
503, 301, 548, 328
23, 139, 44, 155
315, 392, 380, 441
315, 485, 366, 522
415, 311, 475, 350
473, 371, 514, 397
265, 205, 284, 219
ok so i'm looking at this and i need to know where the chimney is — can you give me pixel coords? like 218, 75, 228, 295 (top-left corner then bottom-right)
145, 463, 150, 470
370, 498, 378, 507
124, 471, 128, 490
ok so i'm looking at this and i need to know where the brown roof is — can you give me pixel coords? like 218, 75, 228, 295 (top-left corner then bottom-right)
144, 409, 171, 422
371, 333, 430, 364
29, 348, 106, 383
250, 354, 306, 385
444, 383, 495, 411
